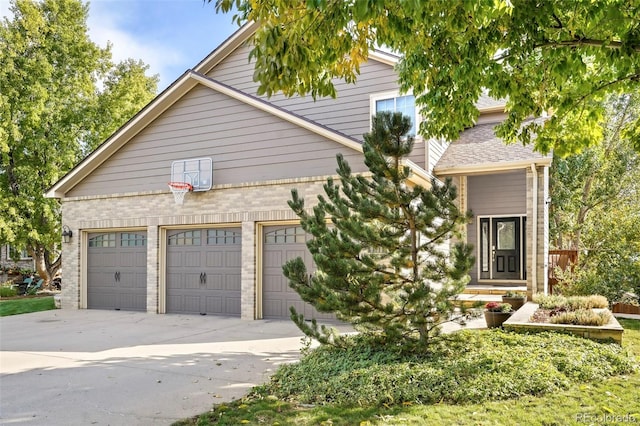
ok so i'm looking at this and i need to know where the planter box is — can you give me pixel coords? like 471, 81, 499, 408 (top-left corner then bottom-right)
612, 303, 640, 315
504, 302, 624, 344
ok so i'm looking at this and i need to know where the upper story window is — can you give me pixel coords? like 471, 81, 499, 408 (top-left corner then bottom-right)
371, 92, 417, 136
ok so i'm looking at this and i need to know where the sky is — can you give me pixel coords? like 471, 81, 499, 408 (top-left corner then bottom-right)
0, 0, 240, 92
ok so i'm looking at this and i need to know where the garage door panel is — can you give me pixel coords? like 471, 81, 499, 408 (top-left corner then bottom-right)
226, 252, 241, 268
205, 252, 223, 268
88, 291, 117, 310
184, 251, 202, 268
166, 227, 241, 316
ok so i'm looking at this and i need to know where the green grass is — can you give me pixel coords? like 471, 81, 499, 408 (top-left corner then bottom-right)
0, 296, 56, 316
174, 319, 640, 426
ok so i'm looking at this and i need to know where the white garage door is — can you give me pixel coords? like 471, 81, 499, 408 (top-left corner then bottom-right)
166, 228, 241, 316
87, 232, 147, 311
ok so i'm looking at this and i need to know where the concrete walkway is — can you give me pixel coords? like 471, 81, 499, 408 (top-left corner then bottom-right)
0, 310, 309, 425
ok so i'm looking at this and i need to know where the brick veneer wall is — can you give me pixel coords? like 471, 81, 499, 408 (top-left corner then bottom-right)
60, 177, 327, 319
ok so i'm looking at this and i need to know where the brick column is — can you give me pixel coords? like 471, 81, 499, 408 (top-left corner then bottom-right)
241, 220, 256, 320
146, 224, 159, 313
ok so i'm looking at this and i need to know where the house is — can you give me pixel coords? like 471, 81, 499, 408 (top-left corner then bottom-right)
0, 245, 35, 274
45, 22, 551, 318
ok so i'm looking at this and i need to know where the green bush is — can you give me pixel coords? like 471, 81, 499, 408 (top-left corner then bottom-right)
261, 330, 634, 406
0, 286, 17, 297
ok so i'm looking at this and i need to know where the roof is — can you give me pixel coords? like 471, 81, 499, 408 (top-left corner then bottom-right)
434, 121, 552, 176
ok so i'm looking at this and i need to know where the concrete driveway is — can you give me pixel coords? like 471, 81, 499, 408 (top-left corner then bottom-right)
0, 309, 308, 425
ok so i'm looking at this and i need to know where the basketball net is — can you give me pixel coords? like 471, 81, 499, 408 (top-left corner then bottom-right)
168, 182, 193, 205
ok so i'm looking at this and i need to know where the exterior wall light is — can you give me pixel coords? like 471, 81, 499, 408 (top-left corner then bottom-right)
62, 225, 73, 244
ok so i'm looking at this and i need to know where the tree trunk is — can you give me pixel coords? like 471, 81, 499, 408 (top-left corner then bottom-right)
30, 245, 61, 288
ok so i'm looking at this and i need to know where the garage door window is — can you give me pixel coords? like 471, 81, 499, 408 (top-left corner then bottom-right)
207, 229, 241, 245
120, 233, 146, 247
265, 226, 306, 244
89, 233, 116, 247
168, 230, 201, 245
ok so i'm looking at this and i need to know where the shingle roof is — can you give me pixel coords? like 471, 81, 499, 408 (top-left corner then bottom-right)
434, 121, 551, 174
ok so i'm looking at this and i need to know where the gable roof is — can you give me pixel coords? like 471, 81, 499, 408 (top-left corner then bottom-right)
46, 69, 431, 198
434, 121, 552, 176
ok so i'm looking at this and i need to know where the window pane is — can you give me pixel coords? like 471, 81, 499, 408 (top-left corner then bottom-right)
375, 95, 416, 135
481, 220, 489, 272
497, 221, 516, 250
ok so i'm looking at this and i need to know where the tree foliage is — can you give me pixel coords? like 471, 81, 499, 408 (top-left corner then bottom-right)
550, 93, 640, 300
283, 112, 474, 351
215, 0, 640, 155
0, 0, 157, 283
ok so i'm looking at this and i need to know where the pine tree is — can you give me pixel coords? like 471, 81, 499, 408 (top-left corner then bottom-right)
284, 111, 474, 350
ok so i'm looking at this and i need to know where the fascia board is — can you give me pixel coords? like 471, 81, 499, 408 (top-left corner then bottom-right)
434, 158, 553, 176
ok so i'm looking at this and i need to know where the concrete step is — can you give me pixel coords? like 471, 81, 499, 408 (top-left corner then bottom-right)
455, 293, 504, 308
463, 285, 527, 296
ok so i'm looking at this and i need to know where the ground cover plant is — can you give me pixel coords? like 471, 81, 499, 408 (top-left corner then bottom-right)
0, 296, 55, 316
175, 321, 639, 426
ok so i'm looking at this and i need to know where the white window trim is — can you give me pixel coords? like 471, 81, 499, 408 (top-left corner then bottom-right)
369, 91, 422, 140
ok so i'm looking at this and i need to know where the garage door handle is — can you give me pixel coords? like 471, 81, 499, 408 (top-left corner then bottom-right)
202, 272, 206, 284
199, 272, 204, 284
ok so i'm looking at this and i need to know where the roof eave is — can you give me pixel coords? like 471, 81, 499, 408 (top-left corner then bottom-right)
434, 157, 552, 176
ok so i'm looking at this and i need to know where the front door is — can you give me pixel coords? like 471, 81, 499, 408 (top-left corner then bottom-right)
479, 216, 525, 281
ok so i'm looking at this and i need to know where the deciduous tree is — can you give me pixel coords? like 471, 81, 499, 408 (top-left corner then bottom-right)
0, 0, 157, 284
215, 0, 640, 155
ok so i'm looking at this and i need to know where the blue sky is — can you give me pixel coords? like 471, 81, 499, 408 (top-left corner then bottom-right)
1, 0, 240, 91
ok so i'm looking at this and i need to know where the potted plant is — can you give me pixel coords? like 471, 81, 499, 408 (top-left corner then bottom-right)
502, 291, 527, 311
484, 302, 514, 328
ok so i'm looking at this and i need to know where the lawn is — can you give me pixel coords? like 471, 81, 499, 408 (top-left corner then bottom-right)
175, 319, 640, 426
0, 296, 56, 317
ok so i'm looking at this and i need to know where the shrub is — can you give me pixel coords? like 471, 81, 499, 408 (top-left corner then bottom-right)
533, 294, 568, 309
0, 286, 18, 298
566, 295, 608, 310
549, 309, 612, 326
262, 330, 634, 406
485, 302, 513, 312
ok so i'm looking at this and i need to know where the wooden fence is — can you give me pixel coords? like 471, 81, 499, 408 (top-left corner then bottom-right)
548, 249, 579, 294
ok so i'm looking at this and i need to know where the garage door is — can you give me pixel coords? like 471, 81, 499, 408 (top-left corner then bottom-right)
87, 232, 147, 311
262, 225, 334, 320
166, 228, 241, 316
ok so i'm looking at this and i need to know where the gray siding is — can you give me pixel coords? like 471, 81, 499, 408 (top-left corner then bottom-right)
67, 85, 369, 197
208, 44, 402, 142
467, 171, 527, 283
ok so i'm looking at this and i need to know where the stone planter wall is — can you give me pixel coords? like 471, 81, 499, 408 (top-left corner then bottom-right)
503, 302, 624, 344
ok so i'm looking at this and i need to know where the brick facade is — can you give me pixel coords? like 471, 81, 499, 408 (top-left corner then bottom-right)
60, 177, 327, 318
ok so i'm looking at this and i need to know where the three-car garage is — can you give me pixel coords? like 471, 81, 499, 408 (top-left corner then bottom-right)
85, 225, 328, 320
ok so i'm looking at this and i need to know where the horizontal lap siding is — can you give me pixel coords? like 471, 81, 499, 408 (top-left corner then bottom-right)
208, 44, 401, 142
467, 171, 526, 283
67, 85, 368, 197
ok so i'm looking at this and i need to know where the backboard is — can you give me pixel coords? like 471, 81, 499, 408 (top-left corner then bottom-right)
170, 157, 212, 192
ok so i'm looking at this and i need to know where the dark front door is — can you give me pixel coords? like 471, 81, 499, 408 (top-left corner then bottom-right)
479, 216, 524, 281
492, 218, 520, 280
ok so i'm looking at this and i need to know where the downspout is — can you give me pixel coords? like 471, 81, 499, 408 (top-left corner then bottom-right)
530, 163, 539, 294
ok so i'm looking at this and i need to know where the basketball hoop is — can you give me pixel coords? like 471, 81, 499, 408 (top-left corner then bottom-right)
168, 182, 193, 205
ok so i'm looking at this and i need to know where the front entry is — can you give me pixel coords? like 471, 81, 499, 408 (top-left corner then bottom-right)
479, 216, 525, 281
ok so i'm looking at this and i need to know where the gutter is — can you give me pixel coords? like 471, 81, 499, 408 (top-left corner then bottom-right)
530, 163, 539, 294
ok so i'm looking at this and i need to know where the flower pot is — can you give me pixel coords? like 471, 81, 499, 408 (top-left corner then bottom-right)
502, 296, 526, 311
484, 311, 513, 328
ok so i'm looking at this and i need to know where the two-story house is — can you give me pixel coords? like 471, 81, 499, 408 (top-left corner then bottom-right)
46, 22, 551, 318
